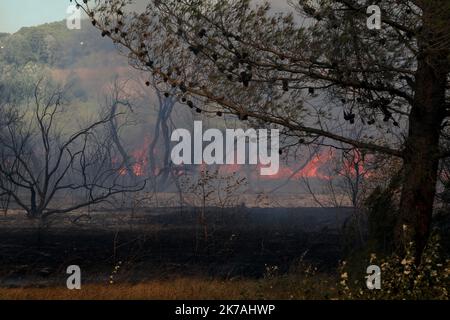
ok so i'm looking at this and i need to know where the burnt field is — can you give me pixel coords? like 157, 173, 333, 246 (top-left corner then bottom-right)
0, 207, 352, 288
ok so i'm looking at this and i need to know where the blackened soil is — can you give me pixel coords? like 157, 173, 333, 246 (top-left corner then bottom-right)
0, 207, 351, 287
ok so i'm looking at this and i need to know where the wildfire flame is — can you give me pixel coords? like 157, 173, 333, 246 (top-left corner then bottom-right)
253, 149, 334, 180
295, 150, 334, 180
119, 142, 368, 181
115, 137, 151, 177
131, 145, 148, 177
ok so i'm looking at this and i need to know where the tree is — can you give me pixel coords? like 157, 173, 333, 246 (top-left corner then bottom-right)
135, 74, 179, 191
103, 77, 136, 176
104, 75, 183, 191
0, 80, 145, 219
76, 0, 450, 259
147, 77, 177, 191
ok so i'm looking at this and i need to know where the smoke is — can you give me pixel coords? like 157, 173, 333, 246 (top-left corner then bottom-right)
126, 0, 291, 13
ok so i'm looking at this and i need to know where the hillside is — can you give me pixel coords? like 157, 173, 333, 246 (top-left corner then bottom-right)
0, 20, 122, 68
0, 20, 150, 119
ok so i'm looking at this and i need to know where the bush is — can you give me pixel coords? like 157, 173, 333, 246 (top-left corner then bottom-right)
339, 231, 449, 299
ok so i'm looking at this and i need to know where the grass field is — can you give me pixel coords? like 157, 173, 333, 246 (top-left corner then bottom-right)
0, 275, 337, 300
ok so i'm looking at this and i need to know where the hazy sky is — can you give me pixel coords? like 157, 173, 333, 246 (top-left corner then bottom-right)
0, 0, 68, 33
0, 0, 289, 33
0, 0, 147, 33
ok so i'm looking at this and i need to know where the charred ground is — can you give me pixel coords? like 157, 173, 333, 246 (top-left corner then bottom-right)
0, 207, 351, 287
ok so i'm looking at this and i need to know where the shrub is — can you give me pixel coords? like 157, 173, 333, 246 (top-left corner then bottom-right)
339, 231, 449, 299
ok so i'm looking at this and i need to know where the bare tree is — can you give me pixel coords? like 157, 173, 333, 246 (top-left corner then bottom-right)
0, 80, 145, 219
104, 77, 136, 176
139, 74, 178, 191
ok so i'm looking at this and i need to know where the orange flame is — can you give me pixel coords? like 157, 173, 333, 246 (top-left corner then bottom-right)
114, 137, 151, 177
120, 141, 369, 181
295, 150, 334, 180
131, 137, 150, 177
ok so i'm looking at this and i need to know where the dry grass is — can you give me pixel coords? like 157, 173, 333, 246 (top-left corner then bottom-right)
0, 275, 337, 300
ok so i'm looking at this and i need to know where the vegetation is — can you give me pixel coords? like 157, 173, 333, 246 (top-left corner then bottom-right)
79, 0, 450, 260
0, 275, 336, 300
0, 1, 449, 300
1, 234, 447, 300
340, 233, 449, 299
0, 21, 116, 68
0, 79, 145, 219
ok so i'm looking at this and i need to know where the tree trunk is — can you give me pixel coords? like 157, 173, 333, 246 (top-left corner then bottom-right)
29, 187, 38, 218
110, 102, 134, 174
397, 48, 448, 260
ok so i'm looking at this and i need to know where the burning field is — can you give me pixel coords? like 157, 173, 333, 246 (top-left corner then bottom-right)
0, 206, 350, 290
2, 0, 450, 303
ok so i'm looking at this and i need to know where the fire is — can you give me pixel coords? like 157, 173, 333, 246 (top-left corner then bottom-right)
131, 137, 150, 176
114, 137, 151, 177
253, 149, 334, 180
118, 167, 127, 176
295, 150, 334, 180
117, 140, 369, 181
132, 163, 146, 177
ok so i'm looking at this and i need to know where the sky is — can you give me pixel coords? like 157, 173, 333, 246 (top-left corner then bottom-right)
0, 0, 149, 33
0, 0, 69, 33
0, 0, 289, 34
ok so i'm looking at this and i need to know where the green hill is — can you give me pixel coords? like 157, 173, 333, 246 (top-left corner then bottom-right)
0, 20, 121, 68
